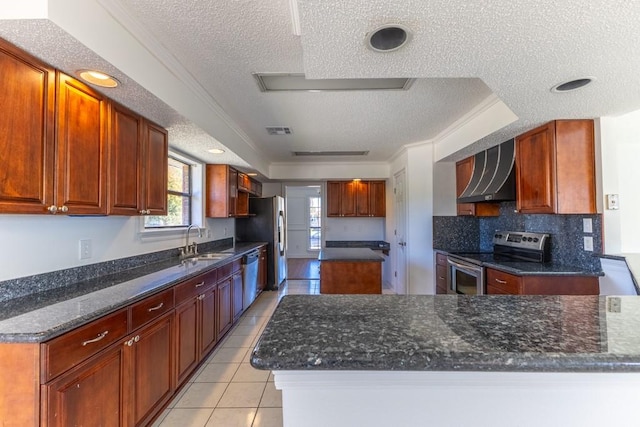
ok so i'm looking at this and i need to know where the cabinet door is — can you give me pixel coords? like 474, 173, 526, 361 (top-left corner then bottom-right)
142, 121, 168, 215
368, 181, 386, 217
217, 278, 233, 337
515, 122, 556, 213
356, 181, 370, 216
200, 286, 217, 359
43, 344, 125, 427
109, 103, 143, 215
341, 181, 357, 216
228, 167, 238, 217
0, 39, 56, 214
456, 157, 476, 216
232, 271, 244, 320
175, 298, 199, 385
258, 246, 267, 292
127, 314, 174, 427
326, 181, 342, 217
56, 72, 108, 215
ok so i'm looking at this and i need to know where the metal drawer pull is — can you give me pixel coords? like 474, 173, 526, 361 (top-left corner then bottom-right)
495, 278, 508, 284
82, 331, 109, 346
438, 276, 446, 280
147, 302, 164, 312
195, 281, 206, 288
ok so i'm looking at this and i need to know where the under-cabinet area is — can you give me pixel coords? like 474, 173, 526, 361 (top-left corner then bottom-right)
0, 244, 266, 426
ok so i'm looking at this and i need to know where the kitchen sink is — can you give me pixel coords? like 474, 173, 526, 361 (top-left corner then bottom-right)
196, 253, 229, 260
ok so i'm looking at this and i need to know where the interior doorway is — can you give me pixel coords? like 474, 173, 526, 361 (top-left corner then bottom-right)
284, 185, 323, 258
394, 169, 408, 294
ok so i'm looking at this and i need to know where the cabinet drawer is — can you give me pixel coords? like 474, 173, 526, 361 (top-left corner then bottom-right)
42, 309, 128, 382
436, 265, 448, 288
175, 271, 216, 305
436, 253, 447, 266
130, 288, 174, 331
486, 269, 522, 294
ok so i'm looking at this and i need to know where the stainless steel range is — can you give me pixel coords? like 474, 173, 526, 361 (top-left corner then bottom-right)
446, 231, 550, 295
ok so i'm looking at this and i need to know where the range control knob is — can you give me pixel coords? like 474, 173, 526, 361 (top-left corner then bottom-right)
533, 237, 539, 242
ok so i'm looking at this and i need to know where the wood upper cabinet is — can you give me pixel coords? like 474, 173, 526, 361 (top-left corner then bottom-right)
56, 72, 109, 215
206, 164, 247, 217
109, 103, 168, 216
455, 157, 499, 217
0, 38, 56, 214
327, 180, 385, 217
515, 120, 596, 214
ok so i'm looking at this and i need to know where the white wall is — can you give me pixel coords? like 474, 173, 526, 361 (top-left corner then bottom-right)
0, 215, 234, 281
432, 161, 457, 216
600, 109, 640, 253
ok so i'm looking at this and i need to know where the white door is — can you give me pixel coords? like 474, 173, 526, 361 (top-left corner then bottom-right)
394, 170, 408, 295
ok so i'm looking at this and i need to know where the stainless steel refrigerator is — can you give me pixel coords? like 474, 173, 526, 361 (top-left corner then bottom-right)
236, 196, 287, 289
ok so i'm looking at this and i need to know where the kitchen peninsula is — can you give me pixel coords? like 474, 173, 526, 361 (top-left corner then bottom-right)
251, 294, 640, 427
318, 248, 383, 294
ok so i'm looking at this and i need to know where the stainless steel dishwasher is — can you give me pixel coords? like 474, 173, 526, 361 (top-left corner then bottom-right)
242, 250, 260, 309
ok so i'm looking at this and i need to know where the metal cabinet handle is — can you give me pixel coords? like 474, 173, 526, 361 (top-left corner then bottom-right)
195, 281, 206, 288
147, 302, 164, 312
495, 278, 507, 284
438, 276, 446, 280
82, 331, 109, 346
197, 294, 205, 301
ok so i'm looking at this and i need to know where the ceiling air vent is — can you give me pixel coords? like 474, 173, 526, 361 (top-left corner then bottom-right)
266, 126, 292, 135
293, 151, 369, 156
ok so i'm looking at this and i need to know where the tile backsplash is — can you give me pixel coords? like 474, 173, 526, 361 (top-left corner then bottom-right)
434, 202, 602, 271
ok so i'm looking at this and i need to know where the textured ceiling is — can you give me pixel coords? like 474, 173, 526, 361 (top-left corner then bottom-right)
2, 0, 640, 171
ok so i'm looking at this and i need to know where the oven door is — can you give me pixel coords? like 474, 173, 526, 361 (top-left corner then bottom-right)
447, 256, 485, 295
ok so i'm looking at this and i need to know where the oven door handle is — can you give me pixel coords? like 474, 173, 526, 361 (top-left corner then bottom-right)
446, 257, 483, 274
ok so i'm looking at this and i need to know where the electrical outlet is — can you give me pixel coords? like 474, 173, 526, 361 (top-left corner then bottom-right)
79, 239, 92, 259
583, 236, 593, 251
223, 227, 227, 236
583, 218, 592, 233
606, 194, 619, 210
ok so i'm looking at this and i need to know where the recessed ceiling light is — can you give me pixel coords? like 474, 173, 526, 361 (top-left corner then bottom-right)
77, 70, 119, 88
207, 148, 225, 154
551, 77, 594, 93
247, 173, 258, 176
366, 24, 412, 52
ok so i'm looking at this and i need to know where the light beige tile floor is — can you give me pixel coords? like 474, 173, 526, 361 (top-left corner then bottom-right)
152, 279, 320, 427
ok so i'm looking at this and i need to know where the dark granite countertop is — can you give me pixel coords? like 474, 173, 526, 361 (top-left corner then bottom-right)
326, 240, 390, 250
435, 249, 601, 277
319, 248, 384, 262
251, 294, 640, 373
0, 242, 264, 343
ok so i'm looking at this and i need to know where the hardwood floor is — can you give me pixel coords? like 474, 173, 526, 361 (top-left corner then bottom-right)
287, 258, 319, 280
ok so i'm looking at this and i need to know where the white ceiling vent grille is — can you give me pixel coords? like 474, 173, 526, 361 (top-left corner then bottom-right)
293, 151, 369, 156
266, 126, 292, 135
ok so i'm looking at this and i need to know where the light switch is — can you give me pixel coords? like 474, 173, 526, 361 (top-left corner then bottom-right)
583, 236, 593, 251
79, 239, 92, 259
583, 218, 592, 233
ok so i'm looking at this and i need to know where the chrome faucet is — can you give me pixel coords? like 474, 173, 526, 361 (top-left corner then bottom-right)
181, 224, 203, 258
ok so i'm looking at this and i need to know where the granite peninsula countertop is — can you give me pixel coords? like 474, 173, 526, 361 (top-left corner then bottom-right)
318, 248, 384, 262
251, 294, 640, 373
0, 242, 264, 343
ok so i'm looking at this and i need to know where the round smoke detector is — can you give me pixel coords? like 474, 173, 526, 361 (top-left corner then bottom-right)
366, 24, 412, 52
551, 77, 595, 93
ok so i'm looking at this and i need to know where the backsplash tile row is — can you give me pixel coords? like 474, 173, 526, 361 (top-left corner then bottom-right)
0, 238, 233, 303
434, 202, 602, 271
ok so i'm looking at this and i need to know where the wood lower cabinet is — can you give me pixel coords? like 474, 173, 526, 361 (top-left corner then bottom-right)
109, 103, 168, 216
455, 157, 499, 217
435, 253, 448, 294
0, 38, 56, 214
515, 120, 596, 214
43, 341, 125, 427
217, 277, 234, 337
486, 268, 599, 295
232, 270, 244, 321
126, 313, 174, 426
258, 245, 268, 292
175, 270, 218, 384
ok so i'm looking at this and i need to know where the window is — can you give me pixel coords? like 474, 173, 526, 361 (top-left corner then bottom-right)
145, 156, 192, 228
309, 196, 321, 250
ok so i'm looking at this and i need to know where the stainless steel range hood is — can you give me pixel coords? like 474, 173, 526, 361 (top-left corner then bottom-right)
457, 139, 516, 203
